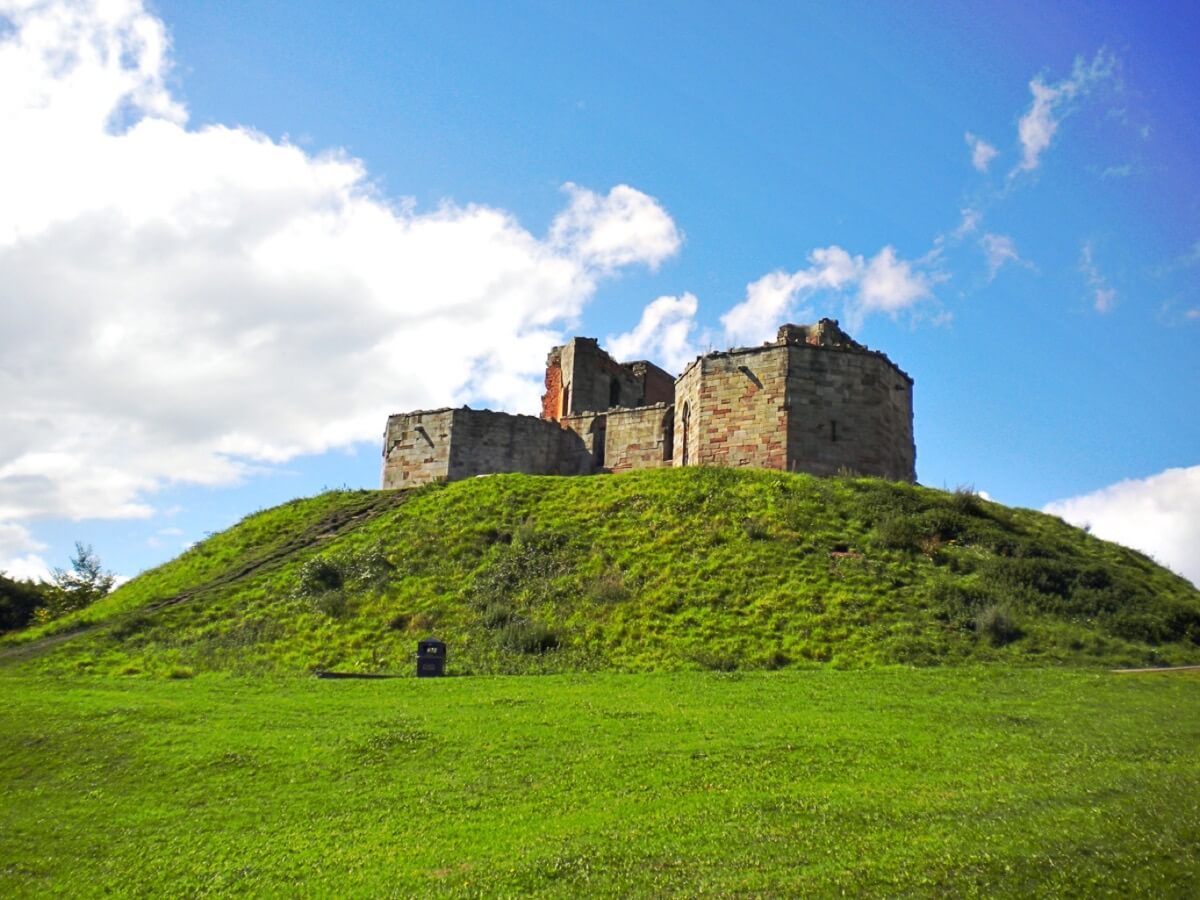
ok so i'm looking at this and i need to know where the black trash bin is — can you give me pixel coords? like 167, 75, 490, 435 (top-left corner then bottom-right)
416, 638, 446, 677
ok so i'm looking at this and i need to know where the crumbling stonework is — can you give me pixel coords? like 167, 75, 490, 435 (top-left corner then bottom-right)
382, 319, 916, 487
381, 408, 582, 488
545, 338, 674, 420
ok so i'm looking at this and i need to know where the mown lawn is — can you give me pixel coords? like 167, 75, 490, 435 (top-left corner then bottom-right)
2, 668, 1197, 896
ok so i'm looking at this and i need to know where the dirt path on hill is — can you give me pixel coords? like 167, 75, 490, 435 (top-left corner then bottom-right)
0, 490, 412, 666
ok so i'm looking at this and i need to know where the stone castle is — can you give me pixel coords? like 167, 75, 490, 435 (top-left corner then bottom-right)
381, 320, 916, 488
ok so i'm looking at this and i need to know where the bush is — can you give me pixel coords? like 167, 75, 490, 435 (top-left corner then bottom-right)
950, 485, 983, 516
975, 605, 1023, 647
0, 574, 56, 632
499, 618, 559, 654
919, 508, 971, 543
873, 515, 924, 552
297, 555, 346, 594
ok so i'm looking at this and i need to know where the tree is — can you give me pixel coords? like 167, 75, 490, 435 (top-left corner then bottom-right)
0, 573, 54, 632
50, 542, 115, 614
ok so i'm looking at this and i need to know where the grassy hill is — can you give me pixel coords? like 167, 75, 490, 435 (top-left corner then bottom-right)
3, 467, 1199, 675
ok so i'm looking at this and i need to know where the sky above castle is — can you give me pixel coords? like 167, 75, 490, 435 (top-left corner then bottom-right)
1, 0, 1198, 585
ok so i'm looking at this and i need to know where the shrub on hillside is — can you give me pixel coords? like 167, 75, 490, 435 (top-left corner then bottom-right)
499, 618, 559, 654
873, 515, 925, 552
950, 484, 983, 516
974, 604, 1023, 646
297, 555, 345, 593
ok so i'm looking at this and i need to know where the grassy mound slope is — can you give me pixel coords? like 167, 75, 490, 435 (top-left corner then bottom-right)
2, 669, 1198, 895
3, 467, 1198, 675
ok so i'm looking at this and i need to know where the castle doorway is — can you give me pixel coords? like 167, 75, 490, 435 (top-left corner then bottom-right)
661, 409, 674, 461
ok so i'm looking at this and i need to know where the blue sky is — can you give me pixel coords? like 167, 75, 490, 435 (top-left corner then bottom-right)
1, 0, 1197, 585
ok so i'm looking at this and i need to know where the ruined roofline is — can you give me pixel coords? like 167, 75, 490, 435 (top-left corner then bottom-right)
623, 358, 675, 381
385, 405, 555, 425
548, 337, 677, 380
674, 326, 913, 385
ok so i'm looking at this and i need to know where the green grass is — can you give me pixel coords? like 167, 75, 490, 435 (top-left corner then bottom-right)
1, 668, 1198, 896
3, 468, 1198, 676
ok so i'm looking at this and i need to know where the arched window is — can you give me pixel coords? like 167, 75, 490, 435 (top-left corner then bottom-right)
609, 377, 621, 408
680, 402, 690, 466
661, 409, 674, 461
560, 384, 570, 418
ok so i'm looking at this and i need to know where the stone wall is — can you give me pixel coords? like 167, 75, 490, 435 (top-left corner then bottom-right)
679, 346, 790, 470
382, 407, 588, 488
785, 346, 914, 481
604, 403, 674, 471
557, 411, 605, 474
381, 408, 455, 488
447, 409, 581, 479
629, 361, 675, 406
673, 359, 703, 467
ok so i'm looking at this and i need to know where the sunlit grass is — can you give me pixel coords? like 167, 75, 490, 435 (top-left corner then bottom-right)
1, 668, 1197, 895
3, 467, 1197, 676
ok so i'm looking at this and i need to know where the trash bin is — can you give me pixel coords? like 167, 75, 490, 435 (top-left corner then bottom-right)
416, 637, 446, 677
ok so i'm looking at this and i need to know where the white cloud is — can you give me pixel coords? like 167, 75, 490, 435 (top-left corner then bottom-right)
964, 132, 998, 172
980, 232, 1022, 279
1080, 240, 1116, 313
550, 182, 681, 272
857, 246, 932, 318
606, 292, 702, 374
0, 522, 50, 582
1, 554, 52, 582
719, 245, 930, 345
1013, 50, 1116, 175
1044, 466, 1200, 587
953, 208, 982, 240
0, 1, 681, 535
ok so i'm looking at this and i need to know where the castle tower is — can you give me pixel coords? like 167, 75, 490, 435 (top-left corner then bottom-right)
672, 320, 915, 482
541, 338, 673, 421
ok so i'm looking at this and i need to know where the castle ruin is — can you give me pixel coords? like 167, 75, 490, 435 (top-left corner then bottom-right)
381, 320, 916, 487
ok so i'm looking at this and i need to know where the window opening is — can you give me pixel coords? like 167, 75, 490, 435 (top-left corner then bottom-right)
680, 402, 690, 465
591, 419, 607, 469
